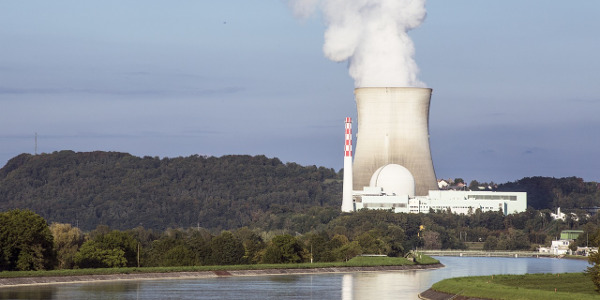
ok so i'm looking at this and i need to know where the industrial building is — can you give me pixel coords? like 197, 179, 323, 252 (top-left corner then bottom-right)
356, 188, 527, 215
341, 87, 527, 215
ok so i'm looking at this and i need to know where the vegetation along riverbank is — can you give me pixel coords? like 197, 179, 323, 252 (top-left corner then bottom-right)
0, 256, 442, 287
420, 273, 599, 300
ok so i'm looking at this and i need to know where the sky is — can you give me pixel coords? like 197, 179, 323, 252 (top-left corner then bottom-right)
1, 1, 599, 184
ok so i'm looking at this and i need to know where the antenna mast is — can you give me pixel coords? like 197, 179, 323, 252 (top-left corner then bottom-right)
35, 132, 38, 155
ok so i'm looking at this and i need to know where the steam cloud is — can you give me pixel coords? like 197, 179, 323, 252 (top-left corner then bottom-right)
290, 0, 427, 88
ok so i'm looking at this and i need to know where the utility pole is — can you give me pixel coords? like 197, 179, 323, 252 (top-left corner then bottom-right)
35, 132, 38, 155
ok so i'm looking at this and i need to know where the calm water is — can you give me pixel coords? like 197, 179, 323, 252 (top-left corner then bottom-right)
0, 257, 590, 300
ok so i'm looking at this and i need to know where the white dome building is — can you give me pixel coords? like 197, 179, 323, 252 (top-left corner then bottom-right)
369, 164, 415, 197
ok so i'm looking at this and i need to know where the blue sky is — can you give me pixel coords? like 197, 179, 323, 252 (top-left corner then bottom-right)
1, 1, 598, 184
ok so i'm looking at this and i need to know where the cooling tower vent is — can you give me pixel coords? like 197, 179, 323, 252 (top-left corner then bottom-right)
369, 164, 415, 197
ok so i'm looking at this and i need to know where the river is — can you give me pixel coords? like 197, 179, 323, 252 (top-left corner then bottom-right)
0, 257, 591, 300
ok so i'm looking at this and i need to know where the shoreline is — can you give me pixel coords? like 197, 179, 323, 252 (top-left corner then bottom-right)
418, 288, 489, 300
0, 263, 444, 288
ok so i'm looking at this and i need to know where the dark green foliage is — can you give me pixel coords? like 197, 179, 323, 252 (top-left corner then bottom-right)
586, 229, 600, 292
262, 234, 305, 264
73, 228, 138, 268
143, 228, 212, 267
0, 151, 341, 231
233, 228, 265, 264
208, 231, 244, 265
0, 209, 56, 271
498, 176, 600, 210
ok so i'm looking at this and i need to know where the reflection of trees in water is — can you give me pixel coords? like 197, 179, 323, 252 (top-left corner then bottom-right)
0, 286, 56, 300
80, 281, 141, 293
267, 275, 301, 283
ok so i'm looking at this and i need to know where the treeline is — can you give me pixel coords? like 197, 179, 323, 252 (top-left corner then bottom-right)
5, 205, 600, 271
498, 176, 600, 210
0, 209, 405, 271
0, 151, 341, 231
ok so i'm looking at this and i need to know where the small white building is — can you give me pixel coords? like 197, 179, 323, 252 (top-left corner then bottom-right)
437, 179, 449, 190
549, 240, 571, 255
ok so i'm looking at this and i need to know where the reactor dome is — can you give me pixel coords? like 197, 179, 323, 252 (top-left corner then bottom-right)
369, 164, 415, 197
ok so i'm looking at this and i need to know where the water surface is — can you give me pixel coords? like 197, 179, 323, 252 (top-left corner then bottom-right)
0, 257, 590, 300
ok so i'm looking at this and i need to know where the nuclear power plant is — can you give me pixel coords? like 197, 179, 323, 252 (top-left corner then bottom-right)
352, 87, 438, 195
341, 87, 527, 215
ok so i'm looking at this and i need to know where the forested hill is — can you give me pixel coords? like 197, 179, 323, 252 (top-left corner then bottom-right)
0, 151, 342, 231
1, 151, 598, 232
497, 176, 600, 211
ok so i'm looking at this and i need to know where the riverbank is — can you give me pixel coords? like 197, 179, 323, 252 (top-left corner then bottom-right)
419, 288, 489, 300
420, 273, 599, 300
0, 263, 443, 288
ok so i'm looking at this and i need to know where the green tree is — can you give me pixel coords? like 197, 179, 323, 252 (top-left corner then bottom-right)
483, 236, 499, 250
74, 243, 127, 268
0, 209, 56, 271
356, 230, 389, 255
74, 229, 138, 268
234, 227, 264, 264
208, 231, 244, 265
262, 234, 305, 264
162, 245, 196, 266
334, 241, 362, 261
586, 229, 600, 292
468, 180, 480, 191
49, 223, 84, 269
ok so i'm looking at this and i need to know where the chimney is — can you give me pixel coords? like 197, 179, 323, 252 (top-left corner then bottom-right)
341, 117, 354, 212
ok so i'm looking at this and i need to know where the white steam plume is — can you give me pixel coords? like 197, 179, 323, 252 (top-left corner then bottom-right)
290, 0, 427, 88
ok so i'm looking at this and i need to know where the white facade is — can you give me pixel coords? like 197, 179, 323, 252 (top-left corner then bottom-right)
550, 240, 571, 255
353, 189, 527, 215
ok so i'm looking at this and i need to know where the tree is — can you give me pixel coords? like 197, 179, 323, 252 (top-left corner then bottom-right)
586, 229, 600, 292
74, 229, 138, 268
208, 231, 244, 265
335, 241, 362, 262
483, 236, 499, 250
422, 231, 441, 250
262, 234, 305, 264
50, 223, 84, 269
356, 230, 389, 255
234, 228, 264, 264
0, 209, 56, 271
468, 180, 480, 191
162, 245, 196, 266
74, 243, 127, 268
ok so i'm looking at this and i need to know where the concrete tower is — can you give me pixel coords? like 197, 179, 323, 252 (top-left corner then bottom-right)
352, 87, 438, 196
341, 117, 354, 212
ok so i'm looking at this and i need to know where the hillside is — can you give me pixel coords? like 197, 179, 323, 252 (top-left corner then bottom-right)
497, 176, 600, 210
0, 151, 342, 231
1, 151, 598, 232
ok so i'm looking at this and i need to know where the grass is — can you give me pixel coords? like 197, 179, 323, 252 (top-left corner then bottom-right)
0, 255, 438, 279
432, 273, 600, 300
464, 242, 485, 250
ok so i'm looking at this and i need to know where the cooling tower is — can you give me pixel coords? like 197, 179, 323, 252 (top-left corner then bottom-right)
352, 87, 438, 196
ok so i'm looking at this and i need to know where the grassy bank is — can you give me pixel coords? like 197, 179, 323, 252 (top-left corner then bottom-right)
0, 255, 439, 279
432, 273, 600, 300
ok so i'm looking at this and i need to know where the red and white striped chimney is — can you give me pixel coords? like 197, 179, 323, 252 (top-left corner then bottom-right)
341, 117, 354, 212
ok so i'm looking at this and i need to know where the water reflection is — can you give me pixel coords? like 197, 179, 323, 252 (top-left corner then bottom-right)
336, 257, 589, 300
0, 257, 590, 300
0, 286, 56, 300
